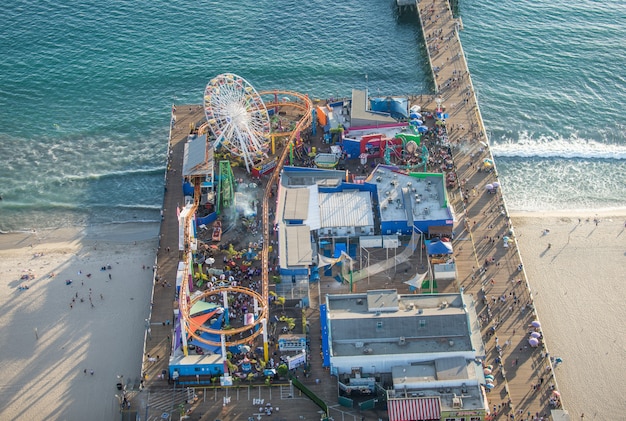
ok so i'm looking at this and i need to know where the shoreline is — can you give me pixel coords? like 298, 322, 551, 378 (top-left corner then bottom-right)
0, 221, 161, 251
0, 204, 626, 240
508, 207, 626, 219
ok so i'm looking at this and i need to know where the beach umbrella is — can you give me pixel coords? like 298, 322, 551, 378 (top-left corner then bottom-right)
492, 181, 500, 188
503, 236, 510, 242
483, 368, 492, 375
486, 365, 493, 370
483, 158, 494, 167
531, 331, 541, 338
485, 374, 494, 380
552, 390, 561, 397
485, 184, 494, 190
410, 112, 422, 119
206, 257, 215, 265
531, 320, 541, 328
417, 126, 429, 133
528, 337, 540, 347
485, 383, 495, 389
435, 120, 445, 126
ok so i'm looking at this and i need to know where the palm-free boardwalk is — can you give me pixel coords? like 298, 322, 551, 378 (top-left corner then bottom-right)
415, 1, 561, 420
132, 106, 207, 417
134, 4, 562, 418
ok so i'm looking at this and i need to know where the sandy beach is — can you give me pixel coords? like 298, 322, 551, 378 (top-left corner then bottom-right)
1, 212, 625, 421
511, 211, 626, 420
0, 223, 159, 421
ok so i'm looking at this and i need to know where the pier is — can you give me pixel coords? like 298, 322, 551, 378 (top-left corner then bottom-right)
132, 4, 562, 420
131, 105, 207, 417
415, 0, 561, 419
396, 0, 418, 12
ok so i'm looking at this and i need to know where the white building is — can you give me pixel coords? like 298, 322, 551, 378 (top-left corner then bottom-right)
321, 290, 489, 421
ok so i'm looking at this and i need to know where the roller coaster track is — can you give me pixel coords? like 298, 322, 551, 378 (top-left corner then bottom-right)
177, 91, 312, 354
258, 90, 313, 308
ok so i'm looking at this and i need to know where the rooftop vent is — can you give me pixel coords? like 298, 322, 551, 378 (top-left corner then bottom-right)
452, 395, 463, 409
356, 299, 364, 305
398, 336, 406, 346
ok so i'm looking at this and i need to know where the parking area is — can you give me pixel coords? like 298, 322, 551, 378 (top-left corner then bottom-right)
144, 384, 328, 421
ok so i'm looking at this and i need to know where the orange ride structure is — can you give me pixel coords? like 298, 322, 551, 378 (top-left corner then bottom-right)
176, 79, 312, 365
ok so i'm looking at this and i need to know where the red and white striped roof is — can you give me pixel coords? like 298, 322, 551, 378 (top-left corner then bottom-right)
387, 397, 441, 421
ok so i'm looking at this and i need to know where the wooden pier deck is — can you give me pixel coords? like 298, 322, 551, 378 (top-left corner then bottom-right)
131, 105, 207, 416
131, 4, 563, 419
415, 1, 561, 420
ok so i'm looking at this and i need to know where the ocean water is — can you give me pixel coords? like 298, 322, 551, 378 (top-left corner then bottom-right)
461, 0, 626, 211
1, 0, 625, 231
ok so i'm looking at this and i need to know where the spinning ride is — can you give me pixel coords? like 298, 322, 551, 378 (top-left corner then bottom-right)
204, 73, 271, 172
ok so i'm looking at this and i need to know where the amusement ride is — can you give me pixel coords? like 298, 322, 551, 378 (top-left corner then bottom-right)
178, 74, 313, 362
203, 73, 272, 172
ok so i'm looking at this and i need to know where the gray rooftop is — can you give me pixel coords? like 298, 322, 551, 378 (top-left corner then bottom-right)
388, 358, 486, 412
350, 89, 398, 127
280, 167, 345, 187
369, 167, 450, 223
319, 190, 373, 228
366, 289, 399, 312
182, 134, 214, 177
169, 353, 223, 366
327, 293, 475, 357
284, 225, 313, 267
283, 188, 310, 221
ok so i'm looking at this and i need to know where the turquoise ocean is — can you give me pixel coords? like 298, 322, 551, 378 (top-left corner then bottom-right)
1, 0, 625, 232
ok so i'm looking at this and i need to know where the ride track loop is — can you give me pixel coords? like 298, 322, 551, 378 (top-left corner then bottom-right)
177, 91, 312, 360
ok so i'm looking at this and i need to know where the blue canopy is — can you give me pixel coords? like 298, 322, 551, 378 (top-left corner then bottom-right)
427, 240, 453, 255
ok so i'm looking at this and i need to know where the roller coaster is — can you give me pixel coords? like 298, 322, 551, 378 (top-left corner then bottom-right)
177, 90, 313, 360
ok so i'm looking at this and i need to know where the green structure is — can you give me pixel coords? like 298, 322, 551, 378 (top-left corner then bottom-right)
216, 160, 235, 215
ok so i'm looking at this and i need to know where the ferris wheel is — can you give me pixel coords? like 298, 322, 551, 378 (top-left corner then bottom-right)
203, 73, 271, 172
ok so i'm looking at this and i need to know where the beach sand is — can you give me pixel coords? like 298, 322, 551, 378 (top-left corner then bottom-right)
0, 223, 159, 421
1, 212, 625, 420
511, 211, 626, 420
